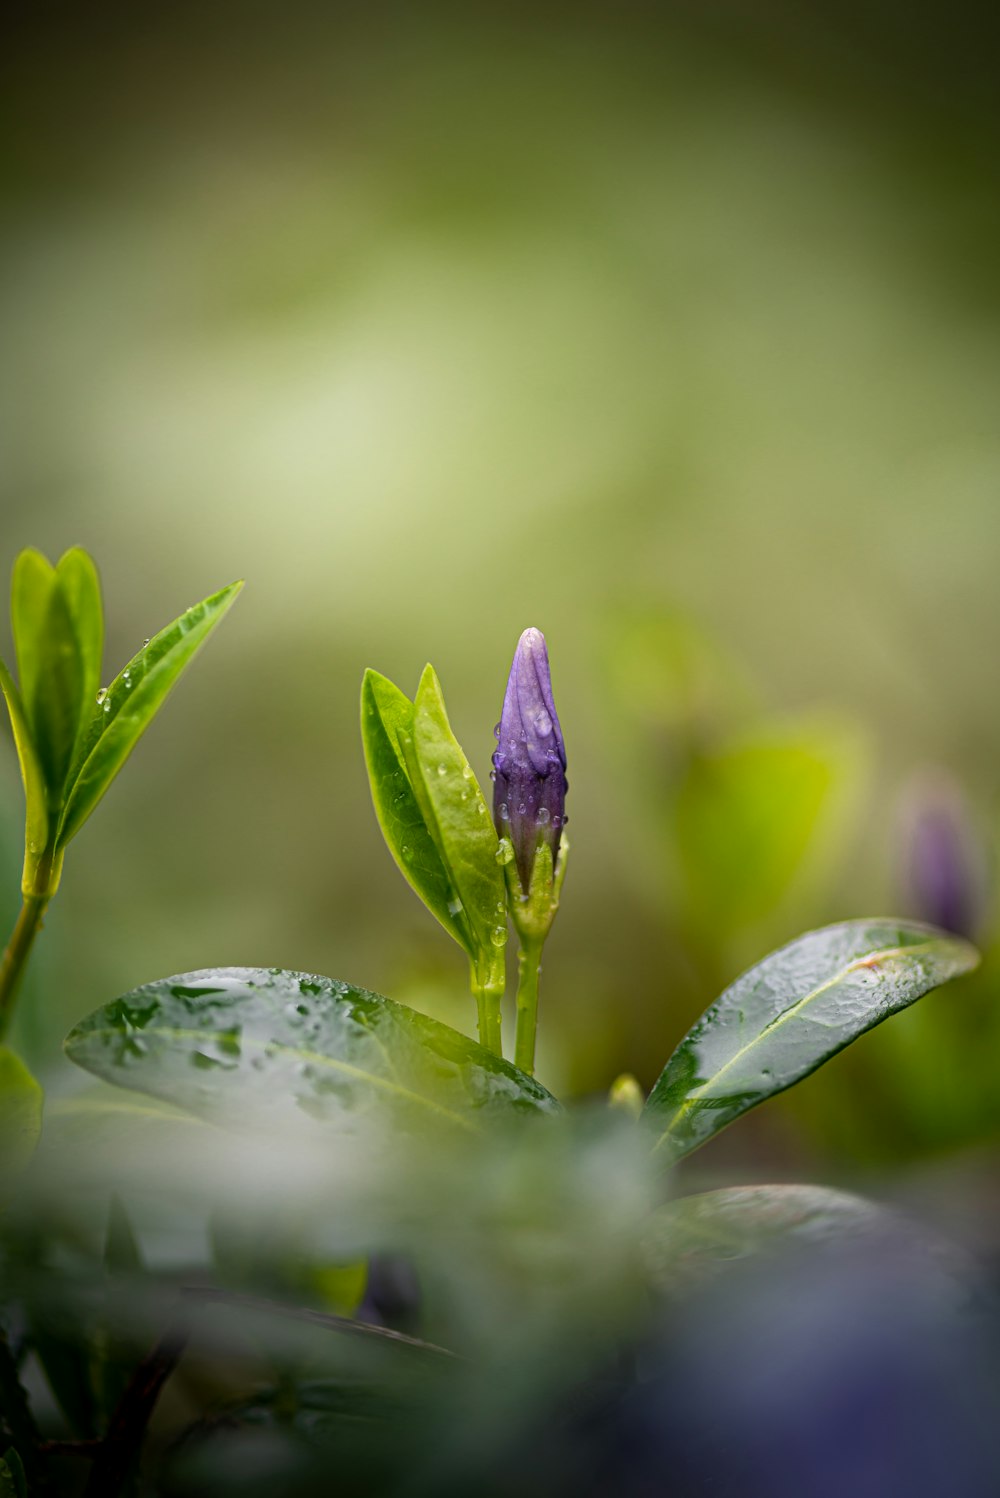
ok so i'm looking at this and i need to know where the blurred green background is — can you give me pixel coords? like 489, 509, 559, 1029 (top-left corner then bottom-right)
3, 1, 1000, 1168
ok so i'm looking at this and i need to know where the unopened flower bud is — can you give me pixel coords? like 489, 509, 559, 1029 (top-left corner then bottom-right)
492, 628, 567, 897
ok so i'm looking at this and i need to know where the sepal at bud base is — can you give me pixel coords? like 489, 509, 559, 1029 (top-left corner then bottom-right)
504, 835, 569, 947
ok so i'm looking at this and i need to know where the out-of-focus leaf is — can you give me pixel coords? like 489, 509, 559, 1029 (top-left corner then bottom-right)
644, 920, 978, 1161
97, 1195, 145, 1422
57, 579, 243, 847
12, 550, 86, 799
406, 666, 506, 966
0, 659, 48, 858
0, 1047, 43, 1179
105, 1193, 143, 1275
307, 1260, 369, 1316
31, 1329, 98, 1438
644, 1185, 916, 1293
64, 968, 558, 1133
672, 724, 864, 943
0, 1448, 26, 1498
361, 670, 471, 953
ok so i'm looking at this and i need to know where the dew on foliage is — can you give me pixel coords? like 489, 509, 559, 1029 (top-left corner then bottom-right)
96, 687, 108, 704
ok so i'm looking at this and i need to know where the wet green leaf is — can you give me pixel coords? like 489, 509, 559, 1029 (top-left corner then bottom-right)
361, 670, 471, 953
0, 660, 48, 859
0, 1047, 43, 1180
64, 968, 558, 1133
57, 579, 243, 847
644, 920, 979, 1161
406, 666, 506, 969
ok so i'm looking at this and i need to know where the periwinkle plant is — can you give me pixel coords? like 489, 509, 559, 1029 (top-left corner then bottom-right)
492, 628, 569, 1073
0, 549, 242, 1042
0, 543, 989, 1497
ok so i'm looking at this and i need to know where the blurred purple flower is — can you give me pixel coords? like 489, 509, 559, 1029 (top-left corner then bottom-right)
898, 770, 990, 941
492, 628, 567, 895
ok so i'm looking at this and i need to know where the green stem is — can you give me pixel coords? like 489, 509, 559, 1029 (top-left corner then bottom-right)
0, 894, 48, 1043
514, 939, 543, 1076
472, 971, 503, 1058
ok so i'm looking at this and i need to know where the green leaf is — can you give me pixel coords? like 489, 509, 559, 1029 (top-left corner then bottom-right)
644, 920, 979, 1161
361, 670, 472, 954
0, 659, 48, 859
672, 725, 863, 943
644, 1184, 911, 1293
12, 549, 87, 801
10, 549, 56, 736
55, 548, 104, 763
0, 1047, 43, 1179
64, 968, 558, 1133
407, 666, 507, 968
57, 579, 243, 847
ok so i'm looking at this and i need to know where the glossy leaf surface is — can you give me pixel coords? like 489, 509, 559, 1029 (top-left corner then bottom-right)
12, 550, 87, 799
0, 661, 48, 857
54, 548, 104, 760
645, 920, 978, 1161
645, 1184, 912, 1293
0, 1047, 43, 1179
361, 670, 471, 953
57, 579, 242, 847
407, 666, 506, 964
64, 968, 558, 1133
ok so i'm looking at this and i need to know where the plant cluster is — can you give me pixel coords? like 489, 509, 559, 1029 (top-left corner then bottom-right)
0, 549, 986, 1497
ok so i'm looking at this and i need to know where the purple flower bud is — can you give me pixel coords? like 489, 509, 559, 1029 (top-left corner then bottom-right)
898, 771, 989, 941
492, 628, 567, 895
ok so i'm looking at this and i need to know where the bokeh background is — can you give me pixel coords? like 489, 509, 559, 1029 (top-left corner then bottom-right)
3, 0, 1000, 1176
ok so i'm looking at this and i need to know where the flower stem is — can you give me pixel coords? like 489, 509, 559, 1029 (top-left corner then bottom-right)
0, 893, 47, 1043
471, 966, 504, 1058
514, 938, 543, 1076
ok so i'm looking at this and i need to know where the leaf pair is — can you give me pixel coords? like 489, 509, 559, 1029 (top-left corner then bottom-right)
361, 667, 506, 986
0, 549, 242, 893
62, 923, 977, 1163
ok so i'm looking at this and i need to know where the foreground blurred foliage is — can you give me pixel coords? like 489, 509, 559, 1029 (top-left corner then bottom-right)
5, 1101, 1000, 1497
